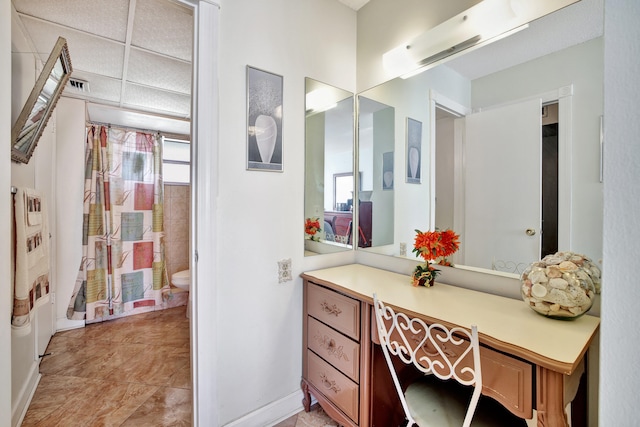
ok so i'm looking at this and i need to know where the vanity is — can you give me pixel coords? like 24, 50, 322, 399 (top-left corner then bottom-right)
300, 264, 599, 427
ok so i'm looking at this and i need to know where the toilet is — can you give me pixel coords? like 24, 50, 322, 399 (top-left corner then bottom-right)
171, 270, 191, 291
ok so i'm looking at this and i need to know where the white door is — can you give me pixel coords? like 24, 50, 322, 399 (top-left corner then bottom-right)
462, 98, 541, 272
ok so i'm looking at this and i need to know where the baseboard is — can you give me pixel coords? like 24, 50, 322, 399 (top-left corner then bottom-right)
223, 389, 310, 427
12, 366, 41, 427
56, 316, 85, 332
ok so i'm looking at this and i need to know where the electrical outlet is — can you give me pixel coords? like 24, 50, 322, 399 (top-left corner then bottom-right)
399, 242, 407, 257
278, 258, 292, 283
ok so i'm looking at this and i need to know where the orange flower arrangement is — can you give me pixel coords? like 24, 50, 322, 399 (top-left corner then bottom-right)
305, 217, 322, 241
411, 228, 460, 287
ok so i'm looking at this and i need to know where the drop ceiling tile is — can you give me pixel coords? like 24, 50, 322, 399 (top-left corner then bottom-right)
128, 48, 191, 94
86, 104, 190, 136
131, 0, 193, 61
64, 70, 122, 104
123, 83, 191, 118
13, 0, 131, 42
20, 16, 125, 79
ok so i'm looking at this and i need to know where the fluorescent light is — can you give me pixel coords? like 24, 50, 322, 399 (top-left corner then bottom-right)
383, 0, 523, 77
400, 23, 529, 79
306, 88, 338, 113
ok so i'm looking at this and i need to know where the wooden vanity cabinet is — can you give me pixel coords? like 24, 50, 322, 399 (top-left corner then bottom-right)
301, 265, 600, 427
301, 278, 533, 426
301, 281, 371, 427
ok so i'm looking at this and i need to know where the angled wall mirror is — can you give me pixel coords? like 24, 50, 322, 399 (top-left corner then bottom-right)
304, 78, 354, 256
356, 0, 603, 277
12, 36, 72, 164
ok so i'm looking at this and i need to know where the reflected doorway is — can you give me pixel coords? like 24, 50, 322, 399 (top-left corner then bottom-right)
434, 107, 459, 232
434, 99, 561, 271
541, 102, 559, 258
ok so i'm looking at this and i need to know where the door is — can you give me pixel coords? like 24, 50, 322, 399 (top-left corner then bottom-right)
462, 98, 542, 271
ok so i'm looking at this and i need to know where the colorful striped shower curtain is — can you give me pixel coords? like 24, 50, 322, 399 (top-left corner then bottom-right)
67, 125, 166, 322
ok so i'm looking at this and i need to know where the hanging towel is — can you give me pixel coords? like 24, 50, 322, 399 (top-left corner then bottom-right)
12, 188, 50, 334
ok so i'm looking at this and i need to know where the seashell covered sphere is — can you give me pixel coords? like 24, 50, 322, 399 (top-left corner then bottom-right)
520, 251, 601, 319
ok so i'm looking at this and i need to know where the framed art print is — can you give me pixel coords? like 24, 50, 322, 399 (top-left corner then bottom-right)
246, 66, 283, 171
382, 151, 394, 190
406, 117, 422, 183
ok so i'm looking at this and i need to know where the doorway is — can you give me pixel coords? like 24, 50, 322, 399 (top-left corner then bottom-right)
433, 90, 570, 273
434, 106, 459, 232
541, 102, 559, 258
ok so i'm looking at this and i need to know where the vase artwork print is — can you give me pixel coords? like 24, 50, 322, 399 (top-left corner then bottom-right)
247, 66, 283, 171
406, 117, 422, 183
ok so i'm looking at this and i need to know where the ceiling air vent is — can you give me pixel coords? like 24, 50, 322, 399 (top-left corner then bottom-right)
68, 78, 89, 92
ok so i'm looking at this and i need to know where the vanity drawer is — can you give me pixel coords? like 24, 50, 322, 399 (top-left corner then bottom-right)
307, 350, 359, 423
307, 282, 360, 341
308, 316, 360, 382
480, 347, 533, 419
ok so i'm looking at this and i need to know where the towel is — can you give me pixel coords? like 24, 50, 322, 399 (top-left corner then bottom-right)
12, 188, 50, 334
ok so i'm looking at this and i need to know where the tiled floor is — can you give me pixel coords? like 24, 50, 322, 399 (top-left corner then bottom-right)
273, 404, 338, 427
21, 306, 191, 426
21, 304, 337, 427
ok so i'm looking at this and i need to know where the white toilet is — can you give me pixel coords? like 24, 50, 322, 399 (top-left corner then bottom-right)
171, 269, 191, 291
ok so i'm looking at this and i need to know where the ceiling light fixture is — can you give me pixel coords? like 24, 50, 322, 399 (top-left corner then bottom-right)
399, 23, 529, 79
306, 88, 338, 114
383, 0, 526, 78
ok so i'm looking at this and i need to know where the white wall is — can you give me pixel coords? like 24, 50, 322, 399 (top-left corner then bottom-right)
217, 0, 356, 424
1, 0, 13, 423
53, 97, 86, 331
304, 112, 324, 219
471, 37, 604, 266
600, 0, 640, 424
9, 16, 60, 424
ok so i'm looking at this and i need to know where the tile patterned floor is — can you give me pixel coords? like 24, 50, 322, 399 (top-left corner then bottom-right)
21, 305, 338, 427
273, 404, 338, 427
21, 306, 191, 426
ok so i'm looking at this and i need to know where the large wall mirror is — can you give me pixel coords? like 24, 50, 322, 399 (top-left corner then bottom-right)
304, 78, 354, 256
356, 0, 603, 277
12, 36, 72, 164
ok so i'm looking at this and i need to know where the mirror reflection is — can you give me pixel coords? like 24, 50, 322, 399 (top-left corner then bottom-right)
357, 8, 603, 276
304, 78, 354, 256
358, 95, 395, 248
12, 36, 72, 164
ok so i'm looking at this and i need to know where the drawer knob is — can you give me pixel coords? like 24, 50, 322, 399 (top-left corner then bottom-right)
320, 300, 342, 316
319, 373, 341, 394
313, 333, 350, 362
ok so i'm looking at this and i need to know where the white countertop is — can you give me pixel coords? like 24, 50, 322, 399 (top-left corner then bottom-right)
303, 264, 600, 374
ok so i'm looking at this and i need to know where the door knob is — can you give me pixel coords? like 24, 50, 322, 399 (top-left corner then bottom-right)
525, 228, 536, 236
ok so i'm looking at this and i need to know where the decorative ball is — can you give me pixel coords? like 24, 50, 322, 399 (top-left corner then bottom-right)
520, 252, 601, 319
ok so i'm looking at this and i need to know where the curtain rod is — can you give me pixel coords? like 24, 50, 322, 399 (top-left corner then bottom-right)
11, 186, 17, 194
86, 121, 190, 140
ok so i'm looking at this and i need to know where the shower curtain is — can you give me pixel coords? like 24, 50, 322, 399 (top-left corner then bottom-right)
67, 125, 166, 322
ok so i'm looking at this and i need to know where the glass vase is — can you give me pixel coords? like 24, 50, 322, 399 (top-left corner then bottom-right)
520, 252, 601, 319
